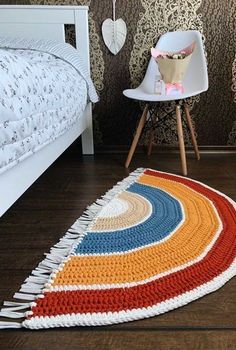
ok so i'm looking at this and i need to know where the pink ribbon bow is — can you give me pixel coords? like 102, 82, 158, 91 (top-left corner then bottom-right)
165, 83, 184, 95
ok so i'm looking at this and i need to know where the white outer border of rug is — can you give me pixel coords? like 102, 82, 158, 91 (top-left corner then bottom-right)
0, 168, 235, 329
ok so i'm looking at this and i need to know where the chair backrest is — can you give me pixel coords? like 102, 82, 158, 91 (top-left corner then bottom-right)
140, 30, 208, 96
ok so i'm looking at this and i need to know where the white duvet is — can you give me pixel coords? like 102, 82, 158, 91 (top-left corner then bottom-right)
0, 38, 98, 175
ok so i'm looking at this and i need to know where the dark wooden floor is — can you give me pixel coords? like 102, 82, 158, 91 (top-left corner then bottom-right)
0, 149, 236, 350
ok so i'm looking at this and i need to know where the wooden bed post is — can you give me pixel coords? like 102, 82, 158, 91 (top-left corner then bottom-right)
81, 102, 94, 154
75, 8, 94, 155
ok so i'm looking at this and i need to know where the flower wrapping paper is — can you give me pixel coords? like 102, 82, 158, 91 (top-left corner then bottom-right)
151, 42, 195, 94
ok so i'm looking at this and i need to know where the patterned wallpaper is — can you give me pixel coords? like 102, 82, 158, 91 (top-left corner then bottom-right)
1, 0, 236, 146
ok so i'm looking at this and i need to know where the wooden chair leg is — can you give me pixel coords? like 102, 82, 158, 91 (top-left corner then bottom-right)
125, 104, 149, 168
176, 104, 187, 176
147, 115, 156, 157
184, 104, 200, 160
147, 127, 155, 157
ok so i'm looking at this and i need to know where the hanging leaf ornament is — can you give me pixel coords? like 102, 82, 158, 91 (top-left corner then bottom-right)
102, 0, 127, 55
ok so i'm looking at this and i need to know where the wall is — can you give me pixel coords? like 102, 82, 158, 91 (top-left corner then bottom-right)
1, 0, 236, 147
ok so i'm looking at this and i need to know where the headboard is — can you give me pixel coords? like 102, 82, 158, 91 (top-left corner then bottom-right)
0, 5, 90, 72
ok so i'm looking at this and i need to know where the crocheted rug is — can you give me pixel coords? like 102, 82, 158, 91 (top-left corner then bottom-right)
1, 168, 236, 330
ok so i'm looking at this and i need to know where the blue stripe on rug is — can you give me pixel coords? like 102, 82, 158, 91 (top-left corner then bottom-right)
75, 183, 183, 255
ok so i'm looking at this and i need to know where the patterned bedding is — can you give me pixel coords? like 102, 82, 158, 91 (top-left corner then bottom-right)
0, 38, 98, 175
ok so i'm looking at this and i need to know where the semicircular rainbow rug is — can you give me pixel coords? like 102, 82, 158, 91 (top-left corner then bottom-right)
0, 168, 236, 330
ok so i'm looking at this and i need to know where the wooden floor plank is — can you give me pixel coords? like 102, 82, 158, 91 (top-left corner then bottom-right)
0, 330, 236, 350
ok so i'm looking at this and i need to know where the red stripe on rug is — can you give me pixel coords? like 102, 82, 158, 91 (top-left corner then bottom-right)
29, 171, 236, 318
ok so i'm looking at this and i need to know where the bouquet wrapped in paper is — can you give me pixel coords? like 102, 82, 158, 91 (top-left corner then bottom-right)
151, 42, 195, 95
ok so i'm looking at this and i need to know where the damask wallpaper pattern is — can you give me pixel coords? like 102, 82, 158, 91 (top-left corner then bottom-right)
229, 56, 236, 145
194, 0, 236, 146
1, 0, 236, 146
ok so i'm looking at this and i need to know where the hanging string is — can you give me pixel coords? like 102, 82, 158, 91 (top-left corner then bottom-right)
113, 0, 116, 22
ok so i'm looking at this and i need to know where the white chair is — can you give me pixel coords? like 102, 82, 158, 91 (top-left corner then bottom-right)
123, 30, 208, 175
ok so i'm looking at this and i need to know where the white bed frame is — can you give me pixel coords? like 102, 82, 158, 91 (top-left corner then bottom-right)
0, 5, 94, 217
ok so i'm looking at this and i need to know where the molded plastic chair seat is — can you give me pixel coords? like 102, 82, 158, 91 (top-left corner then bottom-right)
123, 30, 208, 102
123, 86, 204, 102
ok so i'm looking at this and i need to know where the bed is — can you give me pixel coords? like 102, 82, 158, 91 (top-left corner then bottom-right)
0, 5, 98, 217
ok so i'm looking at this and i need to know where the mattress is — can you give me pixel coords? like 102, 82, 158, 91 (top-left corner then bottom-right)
0, 38, 98, 175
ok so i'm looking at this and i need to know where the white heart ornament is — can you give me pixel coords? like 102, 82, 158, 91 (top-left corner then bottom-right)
102, 18, 127, 55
